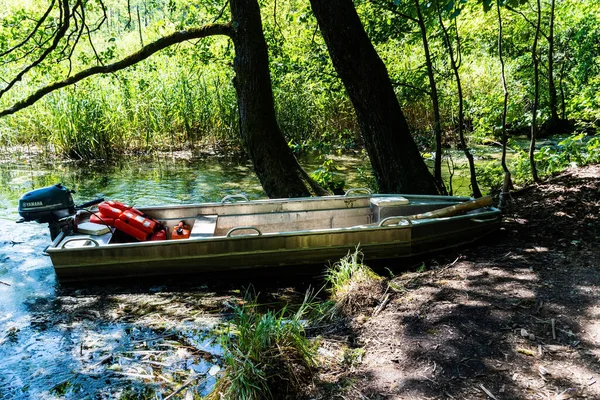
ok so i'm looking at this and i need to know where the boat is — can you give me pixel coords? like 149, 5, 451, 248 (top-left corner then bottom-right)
18, 185, 501, 281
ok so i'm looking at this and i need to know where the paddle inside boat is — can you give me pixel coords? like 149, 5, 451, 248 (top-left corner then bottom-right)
17, 185, 501, 281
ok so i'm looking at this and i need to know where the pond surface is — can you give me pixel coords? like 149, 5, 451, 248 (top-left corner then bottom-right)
0, 154, 274, 399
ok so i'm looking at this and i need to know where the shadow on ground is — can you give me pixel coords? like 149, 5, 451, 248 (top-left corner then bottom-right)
312, 165, 600, 400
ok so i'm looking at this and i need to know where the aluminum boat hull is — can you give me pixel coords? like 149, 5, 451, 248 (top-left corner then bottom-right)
45, 194, 501, 281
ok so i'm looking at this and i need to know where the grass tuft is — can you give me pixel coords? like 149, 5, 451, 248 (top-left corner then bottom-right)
209, 291, 319, 400
325, 247, 384, 314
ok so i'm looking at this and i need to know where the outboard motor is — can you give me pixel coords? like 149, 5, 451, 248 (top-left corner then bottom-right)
17, 184, 103, 240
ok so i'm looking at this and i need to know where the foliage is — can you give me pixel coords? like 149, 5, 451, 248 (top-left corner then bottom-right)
310, 157, 346, 193
355, 164, 379, 193
210, 291, 318, 400
477, 132, 600, 193
514, 133, 600, 179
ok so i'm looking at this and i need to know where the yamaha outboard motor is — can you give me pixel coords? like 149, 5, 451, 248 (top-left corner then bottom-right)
18, 184, 103, 240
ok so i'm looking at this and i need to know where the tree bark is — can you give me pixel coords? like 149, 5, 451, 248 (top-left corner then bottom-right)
229, 0, 328, 198
309, 0, 439, 195
414, 0, 447, 194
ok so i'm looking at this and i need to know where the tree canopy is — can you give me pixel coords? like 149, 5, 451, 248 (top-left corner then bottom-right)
0, 0, 599, 195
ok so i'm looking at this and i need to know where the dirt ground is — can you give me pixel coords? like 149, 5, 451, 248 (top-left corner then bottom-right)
311, 164, 600, 400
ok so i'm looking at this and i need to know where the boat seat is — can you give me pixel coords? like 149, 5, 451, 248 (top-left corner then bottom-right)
371, 196, 410, 221
370, 196, 410, 207
59, 232, 112, 248
190, 215, 218, 238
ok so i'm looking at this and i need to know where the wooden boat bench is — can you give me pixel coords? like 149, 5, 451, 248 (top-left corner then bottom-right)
370, 196, 410, 221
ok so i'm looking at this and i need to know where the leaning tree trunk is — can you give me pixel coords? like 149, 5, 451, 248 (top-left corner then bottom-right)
309, 0, 439, 195
229, 0, 327, 198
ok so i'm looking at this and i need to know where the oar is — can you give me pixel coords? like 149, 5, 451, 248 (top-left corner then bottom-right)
376, 196, 493, 226
405, 195, 493, 220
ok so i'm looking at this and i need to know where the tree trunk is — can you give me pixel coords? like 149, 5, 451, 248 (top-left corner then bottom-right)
529, 0, 541, 183
415, 0, 447, 195
229, 0, 328, 198
559, 53, 567, 120
309, 0, 439, 195
497, 1, 513, 208
437, 2, 482, 198
547, 0, 559, 129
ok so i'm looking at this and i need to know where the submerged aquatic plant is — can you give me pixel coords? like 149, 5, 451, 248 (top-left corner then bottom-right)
209, 291, 319, 400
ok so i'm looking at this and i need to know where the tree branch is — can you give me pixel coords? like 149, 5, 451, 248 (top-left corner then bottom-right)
0, 0, 57, 58
390, 80, 431, 96
369, 0, 418, 23
0, 0, 71, 100
506, 5, 549, 41
0, 23, 233, 118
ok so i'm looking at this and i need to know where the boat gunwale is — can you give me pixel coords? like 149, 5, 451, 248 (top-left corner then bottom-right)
46, 207, 501, 254
135, 193, 474, 211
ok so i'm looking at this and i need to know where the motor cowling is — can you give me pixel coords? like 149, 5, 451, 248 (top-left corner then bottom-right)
18, 183, 76, 223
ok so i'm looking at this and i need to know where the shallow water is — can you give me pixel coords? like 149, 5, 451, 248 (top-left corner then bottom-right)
0, 155, 274, 399
0, 151, 381, 399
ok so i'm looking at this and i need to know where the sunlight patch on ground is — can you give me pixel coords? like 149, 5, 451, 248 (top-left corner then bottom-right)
523, 246, 550, 253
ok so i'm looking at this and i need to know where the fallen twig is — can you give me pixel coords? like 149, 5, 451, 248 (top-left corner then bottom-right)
516, 347, 536, 356
91, 354, 112, 368
419, 373, 438, 385
112, 371, 155, 380
164, 374, 199, 400
0, 280, 10, 286
373, 293, 391, 317
449, 256, 461, 267
479, 384, 499, 400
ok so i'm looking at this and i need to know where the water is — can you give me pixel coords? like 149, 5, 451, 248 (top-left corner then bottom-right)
0, 154, 273, 399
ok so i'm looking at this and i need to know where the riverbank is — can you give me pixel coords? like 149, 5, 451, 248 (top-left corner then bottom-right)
307, 164, 600, 399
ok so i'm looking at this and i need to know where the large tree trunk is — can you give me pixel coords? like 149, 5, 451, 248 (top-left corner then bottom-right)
229, 0, 327, 198
309, 0, 439, 195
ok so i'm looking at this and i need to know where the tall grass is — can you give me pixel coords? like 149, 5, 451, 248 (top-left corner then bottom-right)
0, 56, 243, 158
210, 291, 319, 400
